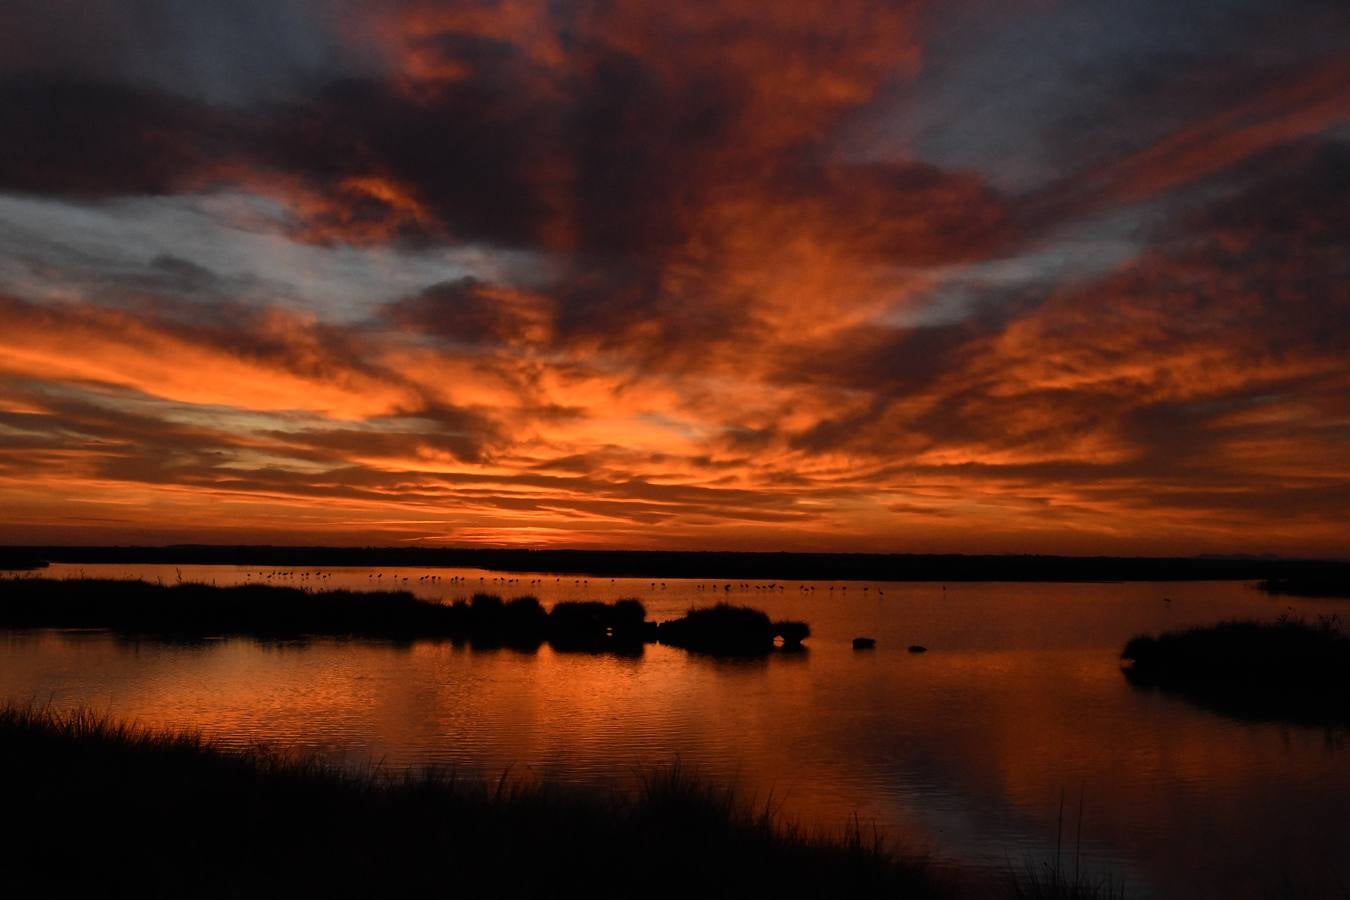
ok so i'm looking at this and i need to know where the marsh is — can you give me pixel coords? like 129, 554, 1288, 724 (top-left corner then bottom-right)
4, 564, 1348, 898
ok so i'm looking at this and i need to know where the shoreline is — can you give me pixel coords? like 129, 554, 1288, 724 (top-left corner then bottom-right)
5, 545, 1349, 583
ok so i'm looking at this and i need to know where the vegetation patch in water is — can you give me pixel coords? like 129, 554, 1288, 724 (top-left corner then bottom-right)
1121, 615, 1350, 726
0, 578, 807, 656
1257, 575, 1350, 599
655, 603, 810, 655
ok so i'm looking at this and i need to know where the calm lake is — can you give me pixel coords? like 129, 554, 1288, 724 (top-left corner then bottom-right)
4, 564, 1347, 897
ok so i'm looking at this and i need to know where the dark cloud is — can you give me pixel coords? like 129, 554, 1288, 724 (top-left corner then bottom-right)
0, 76, 236, 198
0, 0, 368, 103
384, 277, 551, 348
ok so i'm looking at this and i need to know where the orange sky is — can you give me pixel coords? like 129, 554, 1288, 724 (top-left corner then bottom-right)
0, 1, 1347, 554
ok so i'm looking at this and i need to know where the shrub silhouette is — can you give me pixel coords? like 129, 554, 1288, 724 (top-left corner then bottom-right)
1121, 616, 1350, 726
774, 620, 811, 649
0, 578, 808, 657
658, 603, 776, 655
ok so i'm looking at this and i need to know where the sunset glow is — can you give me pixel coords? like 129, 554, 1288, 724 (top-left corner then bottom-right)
1, 1, 1347, 553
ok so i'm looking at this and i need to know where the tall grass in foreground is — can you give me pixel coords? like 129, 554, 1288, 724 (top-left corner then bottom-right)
0, 704, 1146, 898
0, 703, 947, 899
1010, 863, 1130, 900
1006, 792, 1129, 900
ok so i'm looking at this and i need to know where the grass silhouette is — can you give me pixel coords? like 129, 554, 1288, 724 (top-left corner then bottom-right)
0, 703, 945, 899
1006, 789, 1129, 900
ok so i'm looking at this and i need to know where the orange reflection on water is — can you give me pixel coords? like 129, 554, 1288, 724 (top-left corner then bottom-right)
3, 571, 1347, 899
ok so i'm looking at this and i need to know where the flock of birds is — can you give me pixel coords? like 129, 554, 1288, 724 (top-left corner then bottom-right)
236, 570, 886, 596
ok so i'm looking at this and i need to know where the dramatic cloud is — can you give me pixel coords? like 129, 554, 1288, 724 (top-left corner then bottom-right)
1, 0, 1347, 553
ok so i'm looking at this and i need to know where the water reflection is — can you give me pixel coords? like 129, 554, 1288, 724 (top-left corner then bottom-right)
3, 566, 1348, 898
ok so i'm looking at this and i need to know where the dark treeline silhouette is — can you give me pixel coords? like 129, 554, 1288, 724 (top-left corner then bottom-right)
0, 578, 808, 656
0, 549, 46, 570
1120, 616, 1350, 727
7, 545, 1349, 582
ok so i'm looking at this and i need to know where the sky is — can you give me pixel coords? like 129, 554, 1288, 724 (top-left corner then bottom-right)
0, 1, 1347, 555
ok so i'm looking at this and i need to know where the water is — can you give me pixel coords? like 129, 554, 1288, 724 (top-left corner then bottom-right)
3, 564, 1348, 897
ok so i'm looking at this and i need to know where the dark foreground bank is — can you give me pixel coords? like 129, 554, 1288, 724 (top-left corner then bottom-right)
0, 577, 808, 654
0, 706, 1136, 900
0, 705, 942, 899
1121, 616, 1350, 727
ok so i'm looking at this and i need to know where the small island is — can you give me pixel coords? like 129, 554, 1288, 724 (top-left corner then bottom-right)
1120, 616, 1350, 727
